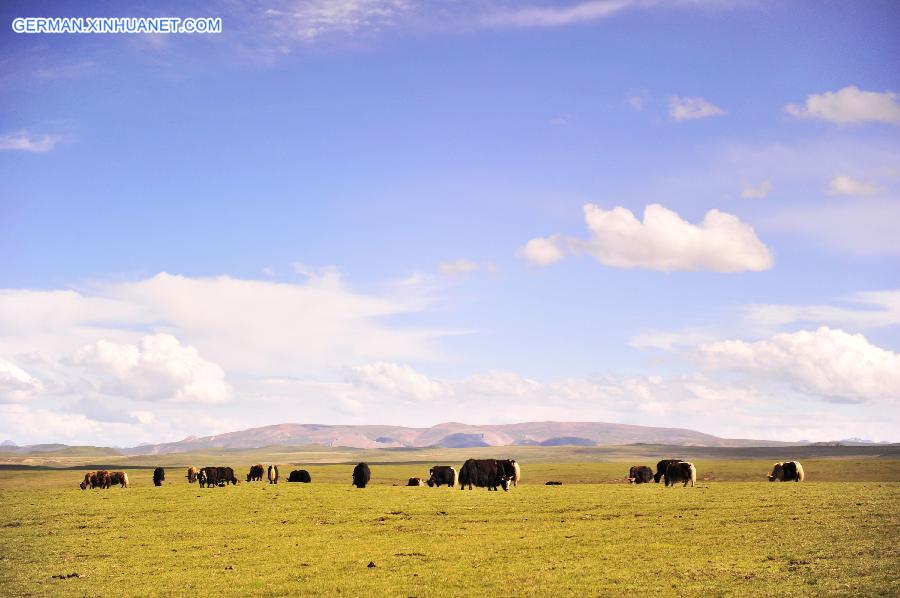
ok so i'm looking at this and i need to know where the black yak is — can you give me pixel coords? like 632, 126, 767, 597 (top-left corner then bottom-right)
352, 463, 371, 488
426, 465, 457, 487
628, 465, 653, 484
768, 461, 805, 482
664, 462, 696, 487
458, 459, 509, 491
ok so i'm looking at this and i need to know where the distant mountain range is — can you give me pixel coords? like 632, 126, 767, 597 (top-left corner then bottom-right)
116, 421, 802, 455
3, 424, 893, 457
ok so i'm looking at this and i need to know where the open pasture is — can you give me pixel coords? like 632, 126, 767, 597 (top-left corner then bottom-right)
1, 459, 898, 596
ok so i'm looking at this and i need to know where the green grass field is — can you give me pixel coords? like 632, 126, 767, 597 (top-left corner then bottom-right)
1, 457, 898, 596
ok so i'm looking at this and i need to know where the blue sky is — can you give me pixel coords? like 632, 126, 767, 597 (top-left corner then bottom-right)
1, 0, 898, 445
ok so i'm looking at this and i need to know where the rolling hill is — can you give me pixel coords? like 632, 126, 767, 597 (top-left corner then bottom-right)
117, 421, 796, 455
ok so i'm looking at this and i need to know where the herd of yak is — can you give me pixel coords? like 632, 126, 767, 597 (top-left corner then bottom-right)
78, 458, 806, 490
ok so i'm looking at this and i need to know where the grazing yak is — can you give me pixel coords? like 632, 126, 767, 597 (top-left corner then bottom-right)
186, 466, 198, 484
458, 459, 510, 491
628, 465, 654, 484
287, 470, 312, 483
427, 466, 457, 488
267, 465, 279, 484
352, 463, 371, 488
407, 477, 426, 486
653, 459, 683, 483
108, 471, 129, 488
247, 464, 265, 482
199, 467, 238, 488
79, 470, 109, 490
500, 459, 521, 487
153, 468, 165, 487
545, 481, 563, 485
664, 462, 696, 487
768, 461, 805, 482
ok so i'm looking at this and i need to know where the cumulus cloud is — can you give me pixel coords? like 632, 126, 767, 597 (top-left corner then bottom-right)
740, 180, 771, 199
71, 334, 231, 403
828, 175, 883, 196
0, 130, 60, 152
0, 272, 442, 377
784, 86, 900, 125
0, 360, 43, 403
699, 327, 900, 404
518, 236, 566, 266
669, 96, 726, 121
530, 203, 773, 272
349, 361, 449, 401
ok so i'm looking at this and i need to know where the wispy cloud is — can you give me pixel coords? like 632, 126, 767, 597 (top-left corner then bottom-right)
626, 95, 645, 111
828, 175, 884, 197
226, 0, 749, 60
262, 0, 415, 43
439, 259, 478, 277
669, 96, 726, 121
0, 131, 61, 153
741, 290, 900, 332
765, 197, 900, 256
740, 180, 771, 199
479, 0, 643, 29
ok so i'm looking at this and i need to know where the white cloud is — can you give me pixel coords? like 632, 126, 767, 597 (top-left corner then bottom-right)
518, 236, 566, 266
71, 334, 231, 404
564, 203, 773, 272
0, 130, 60, 153
291, 262, 342, 285
464, 371, 542, 397
349, 361, 449, 401
0, 272, 443, 377
439, 259, 479, 276
626, 95, 644, 111
784, 86, 900, 125
343, 362, 897, 441
740, 180, 771, 199
699, 327, 900, 404
0, 404, 100, 442
0, 360, 43, 403
669, 96, 726, 121
828, 175, 883, 196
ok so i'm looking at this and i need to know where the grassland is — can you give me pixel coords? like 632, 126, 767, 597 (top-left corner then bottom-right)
1, 457, 898, 596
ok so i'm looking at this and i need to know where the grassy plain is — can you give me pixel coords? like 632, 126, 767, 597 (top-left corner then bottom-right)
1, 456, 898, 596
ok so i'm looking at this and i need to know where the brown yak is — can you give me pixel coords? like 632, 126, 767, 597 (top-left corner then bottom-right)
107, 471, 129, 488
